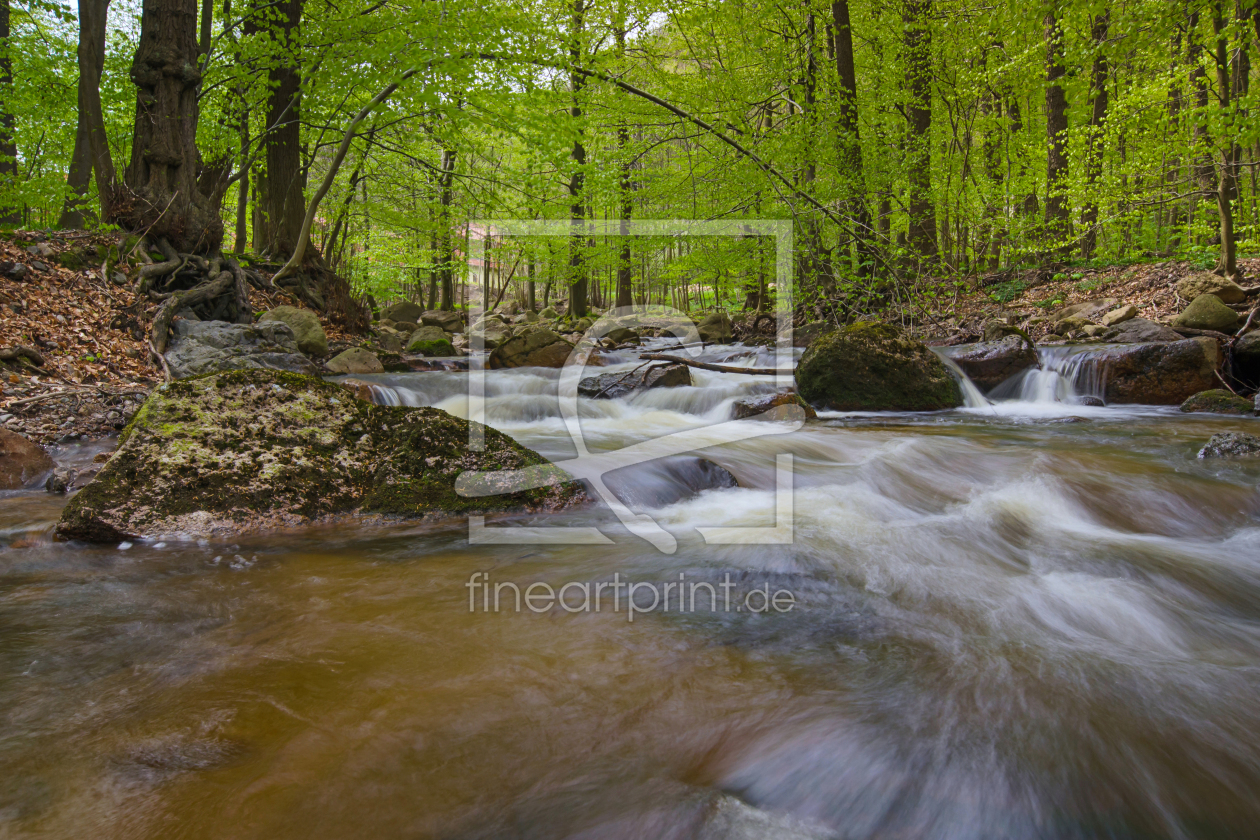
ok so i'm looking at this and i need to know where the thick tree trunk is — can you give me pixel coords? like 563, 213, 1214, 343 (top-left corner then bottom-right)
0, 0, 19, 225
1212, 0, 1239, 279
116, 0, 222, 253
832, 0, 876, 274
59, 0, 113, 229
903, 0, 937, 265
259, 0, 304, 259
568, 0, 588, 318
438, 146, 456, 310
1080, 11, 1109, 259
1044, 7, 1071, 248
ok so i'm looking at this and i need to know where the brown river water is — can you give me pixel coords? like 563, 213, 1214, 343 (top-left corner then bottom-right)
2, 343, 1260, 839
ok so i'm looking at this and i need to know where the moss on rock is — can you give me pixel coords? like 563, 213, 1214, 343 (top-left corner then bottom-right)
795, 322, 962, 412
56, 369, 585, 541
1179, 389, 1254, 415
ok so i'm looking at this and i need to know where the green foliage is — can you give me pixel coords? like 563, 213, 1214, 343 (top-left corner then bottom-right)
988, 279, 1028, 304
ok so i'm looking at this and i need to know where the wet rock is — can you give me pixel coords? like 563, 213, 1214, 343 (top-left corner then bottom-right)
795, 323, 962, 411
1198, 432, 1260, 459
1100, 317, 1182, 344
55, 369, 585, 542
258, 305, 328, 356
421, 309, 464, 332
0, 428, 54, 489
379, 300, 423, 324
489, 326, 575, 369
1179, 389, 1254, 415
44, 467, 74, 494
578, 363, 691, 399
326, 347, 384, 375
407, 326, 455, 356
1100, 304, 1139, 326
1178, 271, 1246, 305
731, 390, 817, 420
606, 326, 639, 344
339, 378, 378, 403
163, 320, 321, 380
602, 456, 739, 508
696, 312, 733, 344
1173, 294, 1241, 332
1232, 331, 1260, 387
948, 336, 1037, 392
1103, 338, 1220, 405
1076, 395, 1105, 406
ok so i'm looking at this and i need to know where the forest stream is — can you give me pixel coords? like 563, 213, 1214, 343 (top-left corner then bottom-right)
2, 342, 1260, 839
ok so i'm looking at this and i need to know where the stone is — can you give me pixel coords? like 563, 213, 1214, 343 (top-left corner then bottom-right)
326, 347, 385, 375
376, 331, 403, 354
421, 310, 464, 332
539, 306, 558, 319
573, 317, 593, 334
606, 326, 639, 344
1052, 314, 1094, 335
393, 321, 420, 334
1198, 432, 1260, 459
696, 312, 733, 344
339, 379, 378, 403
258, 306, 328, 356
795, 322, 962, 411
512, 311, 539, 324
488, 326, 575, 369
1082, 324, 1107, 337
1102, 337, 1220, 404
947, 335, 1038, 392
602, 457, 740, 508
1172, 294, 1241, 332
789, 321, 831, 348
1177, 272, 1246, 305
45, 467, 74, 494
380, 300, 423, 324
1100, 317, 1183, 344
163, 319, 321, 380
730, 391, 817, 421
0, 428, 54, 489
1058, 298, 1120, 322
55, 369, 586, 542
407, 326, 456, 356
983, 321, 1033, 343
1, 261, 29, 280
578, 363, 692, 399
1179, 389, 1254, 415
1100, 304, 1139, 327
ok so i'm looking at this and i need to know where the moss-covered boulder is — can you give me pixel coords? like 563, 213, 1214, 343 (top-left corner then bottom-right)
258, 306, 328, 356
488, 326, 574, 369
1179, 389, 1254, 415
55, 369, 584, 542
794, 323, 962, 411
1172, 294, 1241, 332
407, 326, 455, 356
1177, 272, 1246, 305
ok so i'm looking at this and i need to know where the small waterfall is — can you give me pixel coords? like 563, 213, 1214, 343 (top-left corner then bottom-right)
930, 349, 992, 409
989, 346, 1110, 405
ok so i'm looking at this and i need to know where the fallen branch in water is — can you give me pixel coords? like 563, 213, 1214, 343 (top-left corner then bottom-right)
637, 353, 794, 376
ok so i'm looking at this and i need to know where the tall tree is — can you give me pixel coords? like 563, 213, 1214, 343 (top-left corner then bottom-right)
832, 0, 876, 274
568, 0, 588, 317
258, 0, 305, 258
614, 8, 633, 311
0, 0, 18, 225
903, 0, 937, 264
1044, 4, 1071, 247
58, 0, 113, 228
1080, 10, 1110, 259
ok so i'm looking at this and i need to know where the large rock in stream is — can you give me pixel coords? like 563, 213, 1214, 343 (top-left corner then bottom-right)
489, 326, 575, 369
1101, 337, 1219, 404
578, 363, 691, 399
0, 428, 53, 489
164, 320, 321, 380
795, 323, 962, 411
56, 369, 584, 542
948, 335, 1038, 392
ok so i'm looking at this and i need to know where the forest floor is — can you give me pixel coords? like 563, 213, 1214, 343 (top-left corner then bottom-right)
3, 227, 1254, 444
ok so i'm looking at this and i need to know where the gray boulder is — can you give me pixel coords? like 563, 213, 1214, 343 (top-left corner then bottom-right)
1058, 298, 1120, 322
0, 428, 53, 489
1173, 294, 1241, 332
421, 309, 464, 332
948, 336, 1038, 391
1198, 432, 1260, 459
578, 363, 691, 399
326, 347, 384, 374
258, 305, 327, 356
489, 326, 574, 369
730, 391, 817, 421
164, 319, 321, 380
1101, 317, 1183, 343
380, 300, 423, 324
696, 312, 733, 344
1102, 338, 1220, 404
1178, 272, 1246, 305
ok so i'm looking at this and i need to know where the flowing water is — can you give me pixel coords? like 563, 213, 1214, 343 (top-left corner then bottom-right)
3, 342, 1260, 839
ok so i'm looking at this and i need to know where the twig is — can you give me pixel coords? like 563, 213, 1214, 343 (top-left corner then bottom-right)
637, 353, 794, 376
3, 386, 150, 408
1215, 369, 1241, 396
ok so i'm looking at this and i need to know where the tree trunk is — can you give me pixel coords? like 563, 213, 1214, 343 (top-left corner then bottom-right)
1080, 11, 1109, 259
259, 0, 304, 259
1212, 0, 1239, 278
1044, 7, 1071, 248
567, 0, 588, 318
832, 0, 876, 274
116, 0, 222, 253
0, 0, 20, 225
438, 146, 456, 310
615, 11, 633, 311
903, 0, 937, 265
59, 0, 112, 229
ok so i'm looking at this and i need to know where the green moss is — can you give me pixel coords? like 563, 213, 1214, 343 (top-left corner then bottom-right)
56, 250, 87, 270
408, 338, 455, 357
795, 322, 962, 412
1179, 389, 1254, 415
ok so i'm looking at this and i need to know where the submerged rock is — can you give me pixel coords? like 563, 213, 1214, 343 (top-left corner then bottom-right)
948, 336, 1038, 392
1100, 317, 1182, 344
489, 326, 574, 368
258, 305, 327, 356
1180, 389, 1254, 415
578, 363, 691, 399
795, 323, 962, 412
163, 319, 321, 380
1103, 337, 1219, 404
55, 369, 584, 542
0, 428, 53, 489
1173, 294, 1241, 332
731, 390, 817, 420
1198, 432, 1260, 459
1177, 271, 1246, 305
